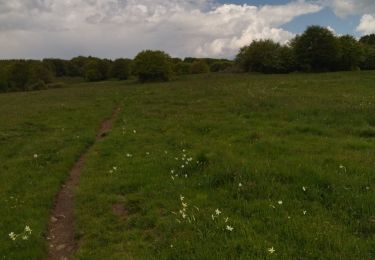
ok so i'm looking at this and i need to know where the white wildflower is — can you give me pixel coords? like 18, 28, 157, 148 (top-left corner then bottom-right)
215, 209, 222, 215
226, 225, 234, 232
268, 247, 275, 254
278, 201, 283, 205
33, 154, 38, 159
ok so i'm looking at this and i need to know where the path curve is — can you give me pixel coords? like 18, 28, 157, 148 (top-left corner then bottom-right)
46, 107, 120, 260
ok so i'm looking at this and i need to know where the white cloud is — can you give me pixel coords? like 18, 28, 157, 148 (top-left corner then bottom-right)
323, 0, 375, 17
357, 14, 375, 34
0, 0, 322, 59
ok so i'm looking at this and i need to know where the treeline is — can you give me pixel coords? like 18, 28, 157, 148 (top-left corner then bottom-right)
1, 25, 375, 93
236, 26, 375, 73
0, 54, 233, 92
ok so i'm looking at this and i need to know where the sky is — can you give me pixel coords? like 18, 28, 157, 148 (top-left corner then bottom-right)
0, 0, 374, 59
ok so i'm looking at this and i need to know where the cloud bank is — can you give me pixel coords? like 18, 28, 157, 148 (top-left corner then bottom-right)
0, 0, 324, 59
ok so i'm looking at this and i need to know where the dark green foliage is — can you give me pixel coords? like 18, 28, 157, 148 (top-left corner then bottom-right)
361, 46, 375, 70
83, 60, 104, 82
6, 61, 29, 90
210, 61, 233, 72
236, 40, 295, 73
190, 60, 210, 74
133, 50, 172, 82
337, 35, 364, 71
43, 59, 67, 77
174, 62, 192, 75
29, 62, 53, 85
360, 34, 375, 45
294, 26, 339, 72
110, 59, 131, 80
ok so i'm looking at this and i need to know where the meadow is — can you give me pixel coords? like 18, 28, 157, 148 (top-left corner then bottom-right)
1, 72, 375, 259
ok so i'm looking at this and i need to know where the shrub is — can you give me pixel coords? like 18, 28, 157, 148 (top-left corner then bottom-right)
110, 59, 131, 80
29, 62, 53, 85
210, 61, 233, 72
174, 62, 192, 75
236, 40, 295, 74
190, 60, 210, 74
6, 61, 29, 90
360, 45, 375, 70
337, 35, 364, 71
133, 50, 172, 82
294, 26, 339, 72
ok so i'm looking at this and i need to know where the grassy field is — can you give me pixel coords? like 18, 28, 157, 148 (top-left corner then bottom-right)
1, 72, 375, 259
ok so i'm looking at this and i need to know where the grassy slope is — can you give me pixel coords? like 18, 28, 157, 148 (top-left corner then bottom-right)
0, 83, 125, 258
74, 72, 374, 259
0, 72, 374, 259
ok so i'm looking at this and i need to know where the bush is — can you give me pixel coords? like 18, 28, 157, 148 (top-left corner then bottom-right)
133, 50, 172, 82
294, 26, 339, 72
361, 46, 375, 70
6, 61, 29, 90
190, 60, 210, 74
174, 62, 192, 75
337, 35, 364, 71
236, 40, 295, 74
29, 62, 53, 85
210, 61, 233, 72
110, 59, 131, 80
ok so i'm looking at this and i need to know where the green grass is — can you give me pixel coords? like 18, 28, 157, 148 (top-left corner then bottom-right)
1, 72, 375, 259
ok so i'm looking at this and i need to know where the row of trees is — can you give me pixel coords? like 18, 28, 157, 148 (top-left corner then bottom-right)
0, 54, 232, 91
236, 26, 375, 73
1, 25, 375, 92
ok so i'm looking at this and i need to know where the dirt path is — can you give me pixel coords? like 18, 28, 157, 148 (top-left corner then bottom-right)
46, 107, 120, 260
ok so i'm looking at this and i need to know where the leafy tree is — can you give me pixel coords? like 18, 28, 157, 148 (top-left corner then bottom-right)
29, 62, 53, 85
174, 62, 192, 75
236, 40, 295, 74
6, 61, 29, 90
294, 26, 339, 72
133, 50, 173, 82
210, 61, 233, 72
360, 45, 375, 70
43, 59, 67, 77
337, 35, 364, 70
359, 34, 375, 45
83, 60, 104, 82
190, 60, 210, 74
110, 59, 131, 80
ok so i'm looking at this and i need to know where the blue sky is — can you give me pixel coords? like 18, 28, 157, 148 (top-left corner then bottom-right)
0, 0, 374, 59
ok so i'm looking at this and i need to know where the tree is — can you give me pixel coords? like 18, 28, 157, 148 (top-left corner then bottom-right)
337, 35, 364, 71
360, 34, 375, 45
110, 59, 131, 80
236, 40, 295, 74
190, 60, 210, 74
174, 62, 192, 75
360, 45, 375, 70
83, 60, 104, 82
133, 50, 173, 82
6, 61, 29, 90
294, 26, 339, 72
210, 61, 233, 72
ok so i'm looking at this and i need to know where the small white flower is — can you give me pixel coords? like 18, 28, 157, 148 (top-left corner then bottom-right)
239, 183, 243, 188
215, 209, 222, 215
184, 174, 188, 178
181, 212, 187, 219
303, 210, 307, 215
180, 195, 184, 201
170, 244, 173, 248
211, 214, 215, 220
25, 226, 32, 233
182, 202, 188, 208
146, 152, 150, 155
171, 170, 175, 174
9, 232, 16, 241
22, 235, 28, 240
113, 166, 117, 171
225, 217, 229, 223
133, 130, 137, 134
302, 186, 306, 192
182, 149, 186, 152
278, 201, 283, 205
268, 247, 275, 254
226, 225, 234, 232
164, 151, 168, 154
171, 176, 175, 180
181, 165, 185, 169
33, 154, 38, 159
126, 153, 133, 158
